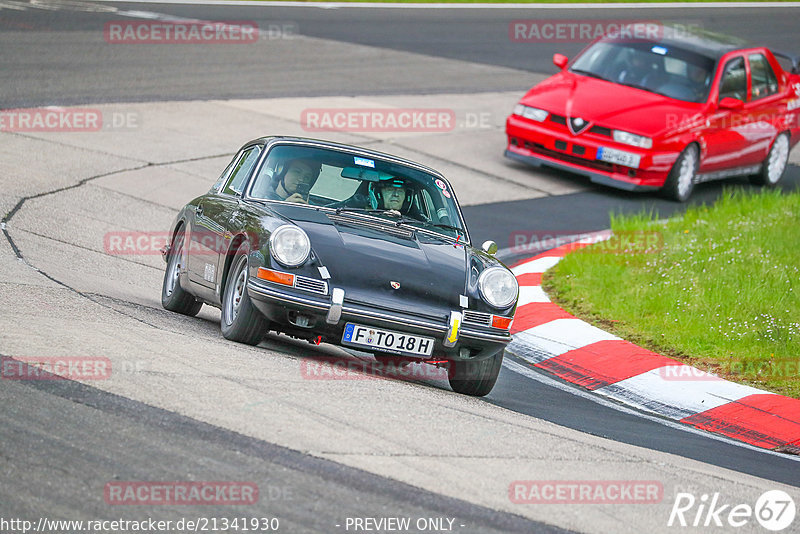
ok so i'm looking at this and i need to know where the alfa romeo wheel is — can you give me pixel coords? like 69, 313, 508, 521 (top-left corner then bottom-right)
751, 132, 790, 187
662, 144, 699, 203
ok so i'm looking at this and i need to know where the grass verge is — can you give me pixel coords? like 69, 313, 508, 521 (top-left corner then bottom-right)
544, 188, 800, 398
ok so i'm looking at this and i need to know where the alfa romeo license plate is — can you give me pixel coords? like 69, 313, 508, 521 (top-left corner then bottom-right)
342, 323, 434, 357
596, 147, 641, 168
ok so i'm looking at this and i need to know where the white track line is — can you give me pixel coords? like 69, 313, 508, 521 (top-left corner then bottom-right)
511, 256, 562, 276
595, 366, 770, 420
511, 318, 620, 358
517, 285, 550, 306
502, 357, 800, 461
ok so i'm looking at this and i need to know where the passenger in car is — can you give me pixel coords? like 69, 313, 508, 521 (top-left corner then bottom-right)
687, 63, 711, 101
256, 158, 321, 203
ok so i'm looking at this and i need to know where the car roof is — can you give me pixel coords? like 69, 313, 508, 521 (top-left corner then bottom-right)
246, 136, 447, 180
606, 23, 751, 60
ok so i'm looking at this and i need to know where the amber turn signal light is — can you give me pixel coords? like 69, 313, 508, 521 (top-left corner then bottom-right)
257, 268, 295, 286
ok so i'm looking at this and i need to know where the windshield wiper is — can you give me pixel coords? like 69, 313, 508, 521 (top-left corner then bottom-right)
431, 223, 466, 237
334, 207, 380, 215
570, 69, 610, 82
394, 218, 467, 239
616, 82, 667, 97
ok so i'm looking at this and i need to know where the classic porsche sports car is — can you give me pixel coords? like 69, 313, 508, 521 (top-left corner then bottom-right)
506, 24, 800, 201
161, 137, 518, 396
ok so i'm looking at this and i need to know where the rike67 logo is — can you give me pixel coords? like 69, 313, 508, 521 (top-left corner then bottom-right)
668, 490, 796, 531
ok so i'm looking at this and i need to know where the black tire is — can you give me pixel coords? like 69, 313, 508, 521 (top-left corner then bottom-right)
662, 144, 699, 202
750, 132, 790, 187
161, 229, 203, 316
220, 243, 268, 345
448, 349, 504, 397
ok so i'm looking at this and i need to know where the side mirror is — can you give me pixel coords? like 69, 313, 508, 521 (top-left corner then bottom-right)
553, 53, 569, 70
481, 240, 498, 255
718, 97, 744, 111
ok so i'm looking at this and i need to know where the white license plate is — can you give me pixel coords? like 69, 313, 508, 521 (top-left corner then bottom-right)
342, 323, 434, 357
596, 147, 641, 168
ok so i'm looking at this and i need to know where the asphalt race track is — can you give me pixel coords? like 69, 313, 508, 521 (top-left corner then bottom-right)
2, 2, 800, 533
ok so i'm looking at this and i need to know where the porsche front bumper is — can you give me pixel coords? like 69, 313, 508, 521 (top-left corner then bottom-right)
246, 278, 512, 361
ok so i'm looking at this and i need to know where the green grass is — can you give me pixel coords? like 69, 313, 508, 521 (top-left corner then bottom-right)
544, 188, 800, 398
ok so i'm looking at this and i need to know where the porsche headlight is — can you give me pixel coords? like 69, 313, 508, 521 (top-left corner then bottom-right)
269, 225, 311, 267
513, 104, 549, 122
612, 130, 653, 149
478, 267, 519, 309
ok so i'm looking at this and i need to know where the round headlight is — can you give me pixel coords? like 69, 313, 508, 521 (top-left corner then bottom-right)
478, 267, 518, 309
269, 225, 311, 267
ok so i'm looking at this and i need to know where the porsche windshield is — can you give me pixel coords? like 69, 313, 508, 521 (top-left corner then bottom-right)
248, 144, 466, 239
570, 40, 716, 103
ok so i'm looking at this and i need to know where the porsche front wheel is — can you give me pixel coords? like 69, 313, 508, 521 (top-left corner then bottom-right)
161, 229, 203, 316
221, 244, 268, 345
448, 349, 504, 397
662, 144, 698, 202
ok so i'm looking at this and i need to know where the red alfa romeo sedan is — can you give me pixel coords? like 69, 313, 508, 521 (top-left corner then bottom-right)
505, 25, 800, 201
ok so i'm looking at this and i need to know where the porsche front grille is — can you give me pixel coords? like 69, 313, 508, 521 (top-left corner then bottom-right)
295, 276, 328, 295
463, 310, 491, 326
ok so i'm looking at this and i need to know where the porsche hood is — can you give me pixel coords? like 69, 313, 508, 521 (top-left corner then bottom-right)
268, 205, 475, 317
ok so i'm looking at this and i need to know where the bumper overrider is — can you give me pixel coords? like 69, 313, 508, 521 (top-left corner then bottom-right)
505, 114, 675, 192
246, 278, 512, 362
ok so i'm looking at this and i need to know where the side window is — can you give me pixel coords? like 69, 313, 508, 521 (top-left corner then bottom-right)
718, 57, 747, 102
211, 153, 240, 192
223, 146, 261, 196
749, 53, 779, 101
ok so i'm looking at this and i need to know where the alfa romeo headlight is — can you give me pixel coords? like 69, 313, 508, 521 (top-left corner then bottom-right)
269, 225, 311, 267
478, 267, 519, 309
613, 130, 653, 149
513, 104, 549, 122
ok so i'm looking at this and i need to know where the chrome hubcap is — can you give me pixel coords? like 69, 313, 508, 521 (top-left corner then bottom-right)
767, 135, 789, 184
677, 147, 697, 197
165, 237, 182, 297
225, 258, 247, 325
